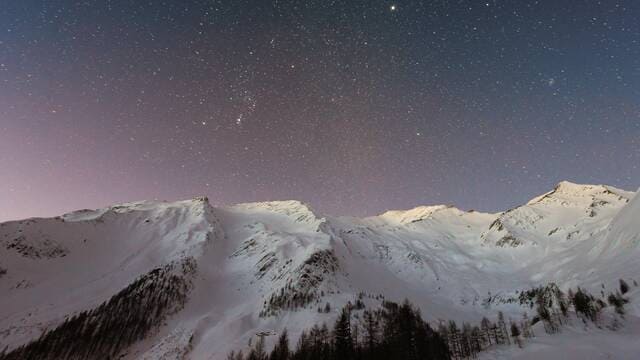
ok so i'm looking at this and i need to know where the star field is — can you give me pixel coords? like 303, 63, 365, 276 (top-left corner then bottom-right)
1, 0, 639, 221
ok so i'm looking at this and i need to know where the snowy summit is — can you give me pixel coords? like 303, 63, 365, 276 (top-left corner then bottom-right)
0, 182, 639, 359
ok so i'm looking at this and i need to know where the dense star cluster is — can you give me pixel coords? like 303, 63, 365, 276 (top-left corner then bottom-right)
0, 0, 638, 221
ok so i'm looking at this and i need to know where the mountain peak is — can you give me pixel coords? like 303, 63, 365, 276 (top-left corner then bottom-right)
229, 200, 325, 228
526, 181, 627, 206
554, 180, 603, 193
231, 199, 316, 213
59, 197, 212, 223
377, 204, 456, 224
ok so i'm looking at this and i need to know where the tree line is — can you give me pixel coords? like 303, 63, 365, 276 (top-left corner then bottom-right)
230, 279, 634, 360
0, 258, 196, 360
230, 299, 450, 360
525, 279, 631, 334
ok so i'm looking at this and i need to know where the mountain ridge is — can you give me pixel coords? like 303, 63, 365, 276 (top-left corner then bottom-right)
0, 181, 638, 359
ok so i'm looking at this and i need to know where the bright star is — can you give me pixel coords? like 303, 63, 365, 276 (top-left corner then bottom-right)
390, 4, 397, 11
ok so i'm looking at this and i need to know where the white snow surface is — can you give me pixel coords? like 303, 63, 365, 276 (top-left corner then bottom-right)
0, 182, 639, 359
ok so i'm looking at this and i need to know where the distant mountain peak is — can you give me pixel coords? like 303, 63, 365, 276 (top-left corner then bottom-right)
554, 180, 606, 193
526, 181, 629, 206
377, 205, 458, 224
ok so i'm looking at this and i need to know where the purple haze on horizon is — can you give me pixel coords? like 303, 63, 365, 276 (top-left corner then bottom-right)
1, 0, 639, 222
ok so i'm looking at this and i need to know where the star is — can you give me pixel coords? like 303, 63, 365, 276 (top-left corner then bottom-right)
1, 0, 638, 224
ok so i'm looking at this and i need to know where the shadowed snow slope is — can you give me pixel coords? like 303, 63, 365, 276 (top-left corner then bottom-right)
0, 183, 638, 359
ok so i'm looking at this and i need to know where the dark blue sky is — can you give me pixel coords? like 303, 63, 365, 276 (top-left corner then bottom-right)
1, 0, 639, 221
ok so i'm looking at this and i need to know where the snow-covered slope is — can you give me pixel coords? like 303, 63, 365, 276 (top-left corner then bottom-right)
482, 182, 632, 248
0, 198, 216, 353
0, 182, 638, 359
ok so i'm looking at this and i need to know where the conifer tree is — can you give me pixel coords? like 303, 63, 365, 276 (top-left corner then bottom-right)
248, 336, 267, 360
362, 310, 379, 358
607, 292, 629, 315
480, 317, 492, 346
497, 312, 510, 345
447, 320, 462, 358
535, 292, 557, 333
333, 307, 353, 360
572, 288, 597, 322
469, 326, 482, 357
269, 329, 290, 360
619, 279, 630, 295
509, 321, 521, 348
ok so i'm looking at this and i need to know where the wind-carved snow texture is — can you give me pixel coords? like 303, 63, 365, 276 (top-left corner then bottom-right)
0, 182, 639, 359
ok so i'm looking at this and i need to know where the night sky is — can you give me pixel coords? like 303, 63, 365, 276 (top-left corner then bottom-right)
1, 1, 639, 221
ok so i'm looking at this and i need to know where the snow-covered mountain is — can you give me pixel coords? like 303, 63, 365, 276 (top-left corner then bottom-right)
0, 182, 638, 359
